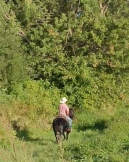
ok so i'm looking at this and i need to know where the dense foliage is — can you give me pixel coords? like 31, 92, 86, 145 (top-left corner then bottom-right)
0, 0, 129, 161
0, 0, 129, 108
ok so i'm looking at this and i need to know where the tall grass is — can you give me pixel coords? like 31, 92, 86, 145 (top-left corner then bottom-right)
0, 141, 34, 162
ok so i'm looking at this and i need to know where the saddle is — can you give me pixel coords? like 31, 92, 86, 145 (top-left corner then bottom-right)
57, 115, 68, 122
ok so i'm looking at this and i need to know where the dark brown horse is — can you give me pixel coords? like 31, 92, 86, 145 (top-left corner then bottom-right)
52, 108, 74, 143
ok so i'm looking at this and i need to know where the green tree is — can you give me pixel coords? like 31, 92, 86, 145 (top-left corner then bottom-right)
0, 1, 26, 91
6, 0, 129, 107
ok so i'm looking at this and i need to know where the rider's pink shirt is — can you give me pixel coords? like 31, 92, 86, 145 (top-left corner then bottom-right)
59, 103, 69, 116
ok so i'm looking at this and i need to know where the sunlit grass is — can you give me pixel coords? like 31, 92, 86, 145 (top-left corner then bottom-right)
0, 94, 129, 162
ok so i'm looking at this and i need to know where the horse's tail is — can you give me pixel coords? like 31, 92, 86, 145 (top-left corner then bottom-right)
55, 125, 63, 137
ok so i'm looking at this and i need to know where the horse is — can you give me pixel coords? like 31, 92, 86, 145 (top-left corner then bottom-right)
52, 108, 74, 143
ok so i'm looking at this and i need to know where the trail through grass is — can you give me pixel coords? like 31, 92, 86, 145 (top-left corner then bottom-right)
26, 129, 80, 162
0, 123, 129, 162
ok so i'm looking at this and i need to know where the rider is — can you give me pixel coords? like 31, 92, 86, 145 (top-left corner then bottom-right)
58, 97, 72, 132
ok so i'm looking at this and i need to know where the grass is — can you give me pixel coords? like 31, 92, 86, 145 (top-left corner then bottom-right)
17, 125, 129, 162
0, 140, 34, 162
0, 120, 129, 162
0, 96, 129, 162
26, 104, 129, 162
25, 128, 84, 162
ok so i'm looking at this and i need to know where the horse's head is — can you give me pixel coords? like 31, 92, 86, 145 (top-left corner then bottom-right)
69, 108, 74, 119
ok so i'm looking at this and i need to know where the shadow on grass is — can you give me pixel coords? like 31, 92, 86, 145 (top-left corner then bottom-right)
16, 128, 40, 141
11, 120, 70, 144
11, 120, 40, 141
16, 128, 55, 145
77, 119, 108, 132
123, 144, 129, 151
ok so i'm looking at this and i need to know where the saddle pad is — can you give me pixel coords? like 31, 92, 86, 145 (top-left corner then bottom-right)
57, 115, 67, 121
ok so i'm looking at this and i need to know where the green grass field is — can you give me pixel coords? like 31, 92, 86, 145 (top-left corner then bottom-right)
1, 121, 129, 162
0, 99, 129, 162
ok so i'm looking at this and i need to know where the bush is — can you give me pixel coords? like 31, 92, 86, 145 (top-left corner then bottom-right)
9, 80, 61, 119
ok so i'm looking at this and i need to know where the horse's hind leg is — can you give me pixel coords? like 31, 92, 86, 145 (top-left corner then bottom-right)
66, 131, 70, 140
63, 132, 66, 140
56, 132, 60, 143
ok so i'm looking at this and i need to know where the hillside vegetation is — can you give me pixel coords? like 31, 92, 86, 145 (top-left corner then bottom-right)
0, 0, 129, 161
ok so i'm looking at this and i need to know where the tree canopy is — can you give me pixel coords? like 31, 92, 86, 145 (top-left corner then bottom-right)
0, 0, 129, 108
